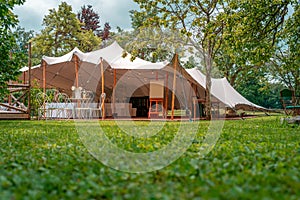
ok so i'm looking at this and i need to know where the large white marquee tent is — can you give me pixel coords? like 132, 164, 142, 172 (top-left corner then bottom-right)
21, 42, 204, 118
21, 41, 265, 118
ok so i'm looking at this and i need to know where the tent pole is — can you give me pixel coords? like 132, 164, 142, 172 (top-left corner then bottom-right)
191, 83, 196, 120
42, 60, 46, 119
43, 60, 46, 94
23, 72, 26, 84
28, 42, 32, 119
113, 69, 116, 117
75, 55, 79, 88
101, 58, 105, 119
171, 54, 178, 120
164, 72, 169, 119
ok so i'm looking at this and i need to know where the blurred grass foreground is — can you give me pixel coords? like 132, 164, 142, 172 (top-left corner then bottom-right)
0, 116, 299, 199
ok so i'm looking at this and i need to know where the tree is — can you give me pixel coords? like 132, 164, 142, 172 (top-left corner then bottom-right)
215, 0, 292, 88
132, 0, 225, 119
235, 69, 284, 109
132, 0, 295, 118
269, 2, 300, 95
99, 22, 111, 41
0, 0, 26, 94
32, 2, 101, 60
12, 26, 35, 66
77, 5, 111, 43
77, 5, 101, 34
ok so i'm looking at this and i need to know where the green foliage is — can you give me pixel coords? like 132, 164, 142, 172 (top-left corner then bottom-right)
0, 0, 25, 95
113, 26, 187, 62
12, 26, 35, 66
31, 2, 101, 60
0, 118, 299, 199
235, 71, 284, 109
269, 2, 300, 95
216, 0, 292, 86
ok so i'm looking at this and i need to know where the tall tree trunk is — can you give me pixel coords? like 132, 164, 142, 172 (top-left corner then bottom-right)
205, 41, 213, 120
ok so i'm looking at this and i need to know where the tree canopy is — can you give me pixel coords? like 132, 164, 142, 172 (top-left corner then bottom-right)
77, 5, 101, 34
130, 0, 297, 112
32, 2, 101, 60
216, 0, 292, 87
0, 0, 26, 94
269, 2, 300, 95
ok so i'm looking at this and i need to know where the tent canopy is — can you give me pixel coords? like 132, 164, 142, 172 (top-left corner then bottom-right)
186, 68, 266, 111
23, 42, 202, 111
21, 41, 265, 112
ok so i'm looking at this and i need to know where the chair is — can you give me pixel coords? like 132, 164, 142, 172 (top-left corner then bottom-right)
148, 80, 164, 119
55, 92, 73, 119
74, 90, 94, 119
36, 92, 55, 120
90, 93, 106, 119
280, 89, 300, 116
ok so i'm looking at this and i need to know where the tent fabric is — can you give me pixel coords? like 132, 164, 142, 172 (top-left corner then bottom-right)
21, 41, 264, 112
41, 41, 167, 69
186, 68, 265, 110
82, 42, 168, 69
21, 42, 202, 111
43, 47, 85, 65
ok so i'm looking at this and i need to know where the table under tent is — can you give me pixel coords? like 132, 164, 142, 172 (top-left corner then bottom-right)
23, 41, 209, 120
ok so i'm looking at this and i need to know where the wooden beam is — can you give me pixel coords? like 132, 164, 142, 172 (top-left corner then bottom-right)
42, 60, 46, 94
113, 69, 116, 116
11, 91, 28, 106
28, 41, 32, 119
164, 72, 169, 118
9, 88, 28, 93
42, 60, 46, 119
0, 103, 27, 113
171, 54, 178, 120
74, 55, 79, 88
8, 83, 29, 87
23, 71, 26, 84
101, 58, 105, 119
0, 113, 29, 120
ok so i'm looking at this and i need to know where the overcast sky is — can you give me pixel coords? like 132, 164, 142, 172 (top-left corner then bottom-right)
14, 0, 140, 33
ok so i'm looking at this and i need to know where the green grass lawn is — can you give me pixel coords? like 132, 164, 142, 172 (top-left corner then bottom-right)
0, 117, 299, 199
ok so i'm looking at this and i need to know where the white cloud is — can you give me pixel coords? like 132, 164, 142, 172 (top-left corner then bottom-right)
14, 0, 139, 32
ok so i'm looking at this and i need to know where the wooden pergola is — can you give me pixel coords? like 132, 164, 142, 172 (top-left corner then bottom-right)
0, 43, 32, 119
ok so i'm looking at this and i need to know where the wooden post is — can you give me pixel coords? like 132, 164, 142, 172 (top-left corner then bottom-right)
42, 60, 46, 119
171, 54, 178, 120
8, 52, 12, 110
28, 42, 32, 119
23, 72, 26, 84
43, 60, 46, 95
74, 55, 79, 88
74, 55, 80, 116
113, 69, 116, 116
101, 58, 105, 119
164, 72, 169, 118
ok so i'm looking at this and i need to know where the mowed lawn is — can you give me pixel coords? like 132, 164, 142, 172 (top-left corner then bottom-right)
0, 117, 299, 199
